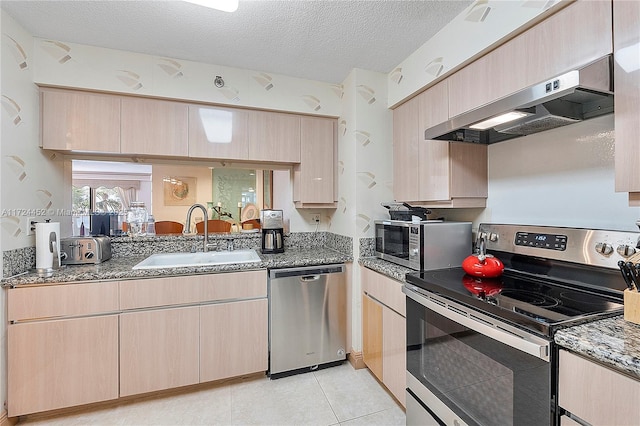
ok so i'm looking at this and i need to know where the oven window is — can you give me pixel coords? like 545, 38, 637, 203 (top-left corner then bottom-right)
406, 297, 552, 426
375, 223, 409, 259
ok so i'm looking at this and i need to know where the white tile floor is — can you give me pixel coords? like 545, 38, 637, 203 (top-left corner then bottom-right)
18, 363, 406, 426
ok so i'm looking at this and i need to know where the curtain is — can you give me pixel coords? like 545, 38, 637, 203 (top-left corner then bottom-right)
117, 187, 137, 212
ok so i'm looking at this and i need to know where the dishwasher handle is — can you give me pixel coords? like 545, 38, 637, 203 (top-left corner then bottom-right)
300, 275, 321, 282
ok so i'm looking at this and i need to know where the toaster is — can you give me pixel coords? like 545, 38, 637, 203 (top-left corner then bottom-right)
60, 236, 112, 265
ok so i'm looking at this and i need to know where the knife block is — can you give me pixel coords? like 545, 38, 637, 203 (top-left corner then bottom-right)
623, 289, 640, 325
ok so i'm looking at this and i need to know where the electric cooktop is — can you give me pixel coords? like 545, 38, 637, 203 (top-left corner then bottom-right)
405, 223, 638, 337
405, 267, 624, 337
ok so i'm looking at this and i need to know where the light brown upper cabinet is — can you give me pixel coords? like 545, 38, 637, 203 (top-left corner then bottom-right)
393, 81, 487, 207
448, 1, 613, 118
188, 105, 249, 160
40, 88, 121, 153
293, 116, 337, 207
613, 0, 640, 203
247, 110, 301, 163
120, 97, 188, 157
393, 95, 421, 202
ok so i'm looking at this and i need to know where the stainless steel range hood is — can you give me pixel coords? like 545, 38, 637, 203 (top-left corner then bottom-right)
425, 56, 614, 144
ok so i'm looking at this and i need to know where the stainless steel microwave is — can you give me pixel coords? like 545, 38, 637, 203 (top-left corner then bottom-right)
374, 220, 471, 271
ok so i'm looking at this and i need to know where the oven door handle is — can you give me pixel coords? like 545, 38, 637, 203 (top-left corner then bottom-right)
404, 285, 551, 361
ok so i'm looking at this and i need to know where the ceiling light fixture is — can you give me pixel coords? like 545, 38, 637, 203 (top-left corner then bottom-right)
469, 111, 531, 130
183, 0, 239, 13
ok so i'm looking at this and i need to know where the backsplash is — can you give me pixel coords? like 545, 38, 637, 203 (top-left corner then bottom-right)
359, 237, 376, 257
2, 246, 36, 278
2, 231, 354, 277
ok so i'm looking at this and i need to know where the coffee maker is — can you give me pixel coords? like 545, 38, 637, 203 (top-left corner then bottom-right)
260, 209, 284, 254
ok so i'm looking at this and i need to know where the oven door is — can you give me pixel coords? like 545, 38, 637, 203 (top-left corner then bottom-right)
404, 285, 554, 426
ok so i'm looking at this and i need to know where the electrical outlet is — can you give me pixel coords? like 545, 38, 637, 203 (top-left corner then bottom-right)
26, 217, 37, 236
310, 214, 321, 224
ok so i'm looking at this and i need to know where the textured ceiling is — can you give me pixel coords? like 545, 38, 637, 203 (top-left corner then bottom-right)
1, 0, 472, 84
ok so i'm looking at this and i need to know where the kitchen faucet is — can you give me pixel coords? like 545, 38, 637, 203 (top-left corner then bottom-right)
184, 203, 217, 252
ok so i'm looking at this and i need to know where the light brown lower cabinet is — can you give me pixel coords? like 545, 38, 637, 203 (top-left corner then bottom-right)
558, 349, 640, 425
362, 289, 406, 407
382, 307, 406, 407
7, 271, 269, 416
362, 293, 383, 381
119, 306, 200, 397
200, 299, 268, 382
8, 315, 119, 417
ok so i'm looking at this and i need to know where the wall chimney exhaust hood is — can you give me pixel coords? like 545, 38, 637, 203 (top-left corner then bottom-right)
425, 56, 614, 144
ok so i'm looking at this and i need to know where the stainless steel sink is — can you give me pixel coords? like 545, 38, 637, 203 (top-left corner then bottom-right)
132, 249, 262, 270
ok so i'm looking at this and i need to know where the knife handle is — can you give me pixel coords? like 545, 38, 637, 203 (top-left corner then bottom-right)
619, 261, 635, 290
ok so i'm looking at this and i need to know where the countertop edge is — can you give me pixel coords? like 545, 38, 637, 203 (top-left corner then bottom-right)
554, 315, 640, 380
3, 248, 353, 287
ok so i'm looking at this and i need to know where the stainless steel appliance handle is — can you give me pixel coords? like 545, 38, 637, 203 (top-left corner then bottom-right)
300, 275, 320, 282
404, 285, 550, 361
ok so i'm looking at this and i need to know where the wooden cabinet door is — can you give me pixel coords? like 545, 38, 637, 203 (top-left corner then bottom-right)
120, 306, 199, 396
383, 307, 406, 407
120, 97, 188, 156
40, 88, 120, 153
188, 105, 249, 160
200, 299, 268, 382
614, 0, 640, 195
294, 117, 336, 204
248, 110, 301, 163
449, 142, 488, 199
393, 96, 421, 202
417, 81, 451, 202
449, 1, 612, 118
362, 293, 383, 381
559, 350, 640, 425
8, 316, 119, 416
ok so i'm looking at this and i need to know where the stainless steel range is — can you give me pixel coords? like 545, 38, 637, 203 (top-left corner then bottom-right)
403, 223, 638, 426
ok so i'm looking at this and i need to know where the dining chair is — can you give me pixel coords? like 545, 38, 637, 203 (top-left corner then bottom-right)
195, 219, 232, 233
154, 221, 184, 234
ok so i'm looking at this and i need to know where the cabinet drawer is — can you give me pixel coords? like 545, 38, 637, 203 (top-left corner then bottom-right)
361, 267, 405, 317
201, 270, 267, 302
120, 275, 204, 310
559, 350, 640, 425
8, 281, 119, 321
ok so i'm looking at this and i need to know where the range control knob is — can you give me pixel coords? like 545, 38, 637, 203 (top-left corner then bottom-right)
488, 233, 499, 242
617, 245, 637, 258
595, 242, 614, 256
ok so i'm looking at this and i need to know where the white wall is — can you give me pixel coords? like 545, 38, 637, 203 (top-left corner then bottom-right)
387, 0, 565, 106
1, 14, 67, 253
433, 114, 640, 233
32, 38, 341, 117
331, 68, 394, 353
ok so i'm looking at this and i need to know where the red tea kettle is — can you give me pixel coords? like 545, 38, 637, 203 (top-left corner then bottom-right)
462, 236, 504, 278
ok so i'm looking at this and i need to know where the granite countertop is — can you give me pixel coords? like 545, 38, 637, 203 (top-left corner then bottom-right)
2, 247, 352, 287
358, 256, 414, 282
555, 315, 640, 380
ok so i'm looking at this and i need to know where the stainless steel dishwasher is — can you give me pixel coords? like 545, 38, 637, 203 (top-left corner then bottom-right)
268, 264, 347, 378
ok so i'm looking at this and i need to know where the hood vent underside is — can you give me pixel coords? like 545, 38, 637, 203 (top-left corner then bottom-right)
425, 56, 614, 144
